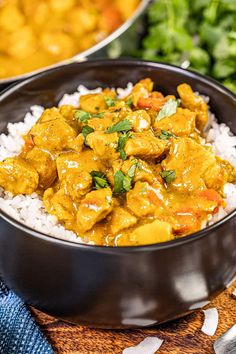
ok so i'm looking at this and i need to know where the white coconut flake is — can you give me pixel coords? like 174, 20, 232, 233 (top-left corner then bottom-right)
201, 308, 219, 336
122, 337, 163, 354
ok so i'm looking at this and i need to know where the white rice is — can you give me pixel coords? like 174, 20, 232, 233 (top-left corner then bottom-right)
0, 84, 235, 243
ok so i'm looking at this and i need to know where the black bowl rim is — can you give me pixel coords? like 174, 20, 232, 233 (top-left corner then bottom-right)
0, 58, 235, 252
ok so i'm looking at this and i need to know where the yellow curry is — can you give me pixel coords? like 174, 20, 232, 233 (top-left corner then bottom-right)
0, 79, 236, 246
0, 0, 139, 79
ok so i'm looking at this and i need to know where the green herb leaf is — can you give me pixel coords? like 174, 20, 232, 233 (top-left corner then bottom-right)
117, 131, 132, 160
113, 162, 137, 194
92, 112, 105, 118
126, 96, 133, 107
81, 125, 94, 146
113, 170, 125, 194
106, 119, 132, 134
160, 170, 176, 184
158, 130, 175, 140
156, 99, 178, 121
75, 110, 91, 123
90, 171, 109, 189
104, 96, 116, 107
123, 175, 132, 192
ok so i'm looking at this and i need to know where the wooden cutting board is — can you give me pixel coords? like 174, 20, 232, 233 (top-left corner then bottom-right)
31, 281, 236, 354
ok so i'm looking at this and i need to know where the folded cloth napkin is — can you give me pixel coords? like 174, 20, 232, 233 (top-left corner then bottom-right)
0, 279, 54, 354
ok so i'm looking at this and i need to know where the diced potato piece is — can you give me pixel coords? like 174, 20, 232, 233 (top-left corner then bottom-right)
162, 137, 226, 192
67, 134, 84, 152
30, 118, 77, 152
56, 151, 103, 181
154, 108, 196, 137
126, 181, 156, 217
110, 207, 137, 234
124, 132, 167, 159
59, 105, 80, 131
86, 131, 119, 161
122, 220, 173, 246
177, 83, 208, 131
126, 110, 151, 132
62, 171, 92, 202
0, 157, 38, 195
77, 188, 113, 232
24, 147, 57, 189
43, 188, 76, 223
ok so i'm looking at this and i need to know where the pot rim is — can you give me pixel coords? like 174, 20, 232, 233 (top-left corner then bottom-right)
0, 0, 150, 85
0, 58, 235, 252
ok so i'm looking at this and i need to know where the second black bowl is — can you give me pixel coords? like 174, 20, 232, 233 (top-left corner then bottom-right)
0, 59, 236, 328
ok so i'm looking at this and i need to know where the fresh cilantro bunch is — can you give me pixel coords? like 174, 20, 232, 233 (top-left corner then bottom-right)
141, 0, 236, 92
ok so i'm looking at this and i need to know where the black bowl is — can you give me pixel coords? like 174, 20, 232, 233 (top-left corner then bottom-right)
0, 59, 236, 329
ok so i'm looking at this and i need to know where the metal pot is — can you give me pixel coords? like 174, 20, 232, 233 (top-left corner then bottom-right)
0, 0, 150, 90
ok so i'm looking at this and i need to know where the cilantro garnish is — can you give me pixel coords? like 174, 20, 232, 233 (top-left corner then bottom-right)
75, 110, 91, 123
81, 125, 94, 146
126, 96, 133, 107
117, 131, 132, 160
106, 119, 132, 134
113, 162, 137, 194
160, 169, 176, 183
158, 130, 175, 140
90, 171, 109, 189
104, 96, 116, 108
156, 99, 178, 121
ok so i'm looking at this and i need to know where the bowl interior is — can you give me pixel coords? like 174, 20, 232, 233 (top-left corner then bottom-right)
0, 59, 236, 248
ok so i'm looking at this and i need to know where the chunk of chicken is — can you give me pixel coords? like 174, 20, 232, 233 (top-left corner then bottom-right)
39, 108, 64, 123
77, 188, 113, 232
126, 181, 163, 217
43, 188, 76, 223
110, 207, 137, 234
118, 220, 173, 246
67, 134, 84, 152
86, 131, 119, 162
177, 84, 208, 131
154, 108, 196, 137
126, 110, 151, 132
23, 147, 57, 189
30, 118, 77, 152
62, 171, 92, 202
124, 132, 168, 159
162, 138, 227, 192
79, 93, 106, 114
56, 151, 103, 181
131, 78, 153, 106
0, 157, 38, 195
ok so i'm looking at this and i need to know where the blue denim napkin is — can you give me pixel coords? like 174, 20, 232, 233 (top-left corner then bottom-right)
0, 279, 54, 354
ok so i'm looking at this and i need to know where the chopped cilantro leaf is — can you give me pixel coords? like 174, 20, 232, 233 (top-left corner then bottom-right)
158, 130, 175, 140
113, 170, 125, 194
160, 169, 176, 183
117, 131, 132, 160
75, 110, 91, 123
104, 96, 116, 108
106, 119, 132, 134
123, 175, 132, 192
92, 112, 105, 118
126, 96, 133, 107
81, 125, 94, 146
90, 171, 109, 189
156, 99, 178, 121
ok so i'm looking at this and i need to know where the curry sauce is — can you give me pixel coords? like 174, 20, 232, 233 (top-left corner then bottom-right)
0, 79, 235, 245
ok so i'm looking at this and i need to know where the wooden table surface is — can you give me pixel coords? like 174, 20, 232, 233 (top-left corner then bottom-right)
31, 281, 236, 354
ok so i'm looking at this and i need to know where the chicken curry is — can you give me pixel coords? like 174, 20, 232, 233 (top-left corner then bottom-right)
0, 79, 235, 246
0, 0, 140, 79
